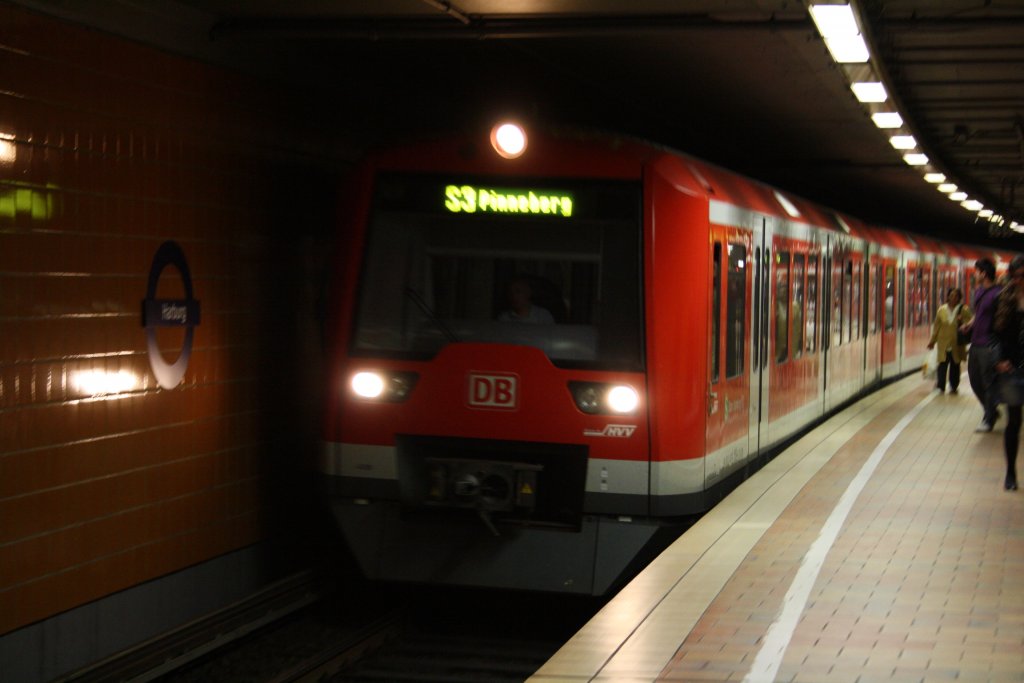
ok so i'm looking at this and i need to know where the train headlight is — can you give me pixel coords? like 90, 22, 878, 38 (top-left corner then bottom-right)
607, 385, 640, 413
569, 381, 641, 415
490, 121, 527, 159
350, 370, 419, 402
351, 372, 385, 398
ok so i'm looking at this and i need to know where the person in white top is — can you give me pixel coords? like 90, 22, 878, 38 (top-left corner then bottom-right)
498, 278, 555, 324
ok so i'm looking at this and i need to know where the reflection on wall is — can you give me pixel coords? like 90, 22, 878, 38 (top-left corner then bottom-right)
0, 134, 14, 164
71, 369, 139, 397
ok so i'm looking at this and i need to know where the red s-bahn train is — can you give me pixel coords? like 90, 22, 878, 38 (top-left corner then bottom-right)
320, 122, 1007, 595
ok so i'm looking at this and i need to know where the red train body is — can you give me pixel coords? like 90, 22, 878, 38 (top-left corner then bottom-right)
320, 124, 1004, 594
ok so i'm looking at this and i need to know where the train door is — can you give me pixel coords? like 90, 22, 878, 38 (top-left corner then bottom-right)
706, 224, 754, 466
748, 218, 770, 457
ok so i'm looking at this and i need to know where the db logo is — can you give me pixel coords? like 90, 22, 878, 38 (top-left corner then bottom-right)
468, 373, 518, 410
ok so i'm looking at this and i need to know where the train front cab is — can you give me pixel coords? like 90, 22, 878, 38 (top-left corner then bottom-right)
320, 135, 700, 596
321, 140, 851, 594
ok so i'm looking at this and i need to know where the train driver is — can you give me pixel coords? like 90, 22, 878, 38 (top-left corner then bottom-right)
498, 277, 555, 324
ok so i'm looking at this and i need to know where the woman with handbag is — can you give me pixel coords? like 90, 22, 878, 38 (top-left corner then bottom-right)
993, 255, 1024, 491
927, 287, 971, 394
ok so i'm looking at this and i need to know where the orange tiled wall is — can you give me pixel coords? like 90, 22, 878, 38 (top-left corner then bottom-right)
0, 5, 331, 634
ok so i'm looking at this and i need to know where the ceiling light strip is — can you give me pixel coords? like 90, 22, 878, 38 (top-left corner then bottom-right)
808, 2, 1014, 231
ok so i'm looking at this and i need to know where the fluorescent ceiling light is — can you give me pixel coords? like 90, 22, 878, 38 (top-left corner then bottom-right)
937, 183, 957, 193
924, 173, 946, 183
903, 153, 928, 166
810, 5, 869, 63
851, 82, 887, 103
979, 209, 994, 218
890, 135, 917, 150
823, 35, 870, 63
949, 192, 968, 201
809, 4, 859, 37
872, 112, 903, 128
962, 200, 984, 211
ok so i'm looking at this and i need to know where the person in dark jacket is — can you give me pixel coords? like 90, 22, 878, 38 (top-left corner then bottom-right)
964, 258, 1003, 432
993, 254, 1024, 491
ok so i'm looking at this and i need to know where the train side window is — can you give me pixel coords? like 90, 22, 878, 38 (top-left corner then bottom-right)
923, 268, 932, 327
792, 253, 805, 359
898, 267, 906, 331
869, 264, 879, 334
862, 262, 869, 337
711, 242, 721, 384
775, 250, 790, 363
876, 264, 883, 333
833, 257, 845, 347
852, 261, 861, 341
884, 264, 895, 331
753, 248, 761, 370
726, 243, 746, 378
762, 247, 771, 370
843, 260, 853, 344
913, 266, 921, 327
913, 267, 924, 326
806, 254, 818, 353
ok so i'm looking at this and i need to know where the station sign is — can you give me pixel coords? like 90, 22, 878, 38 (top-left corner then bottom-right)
141, 240, 201, 390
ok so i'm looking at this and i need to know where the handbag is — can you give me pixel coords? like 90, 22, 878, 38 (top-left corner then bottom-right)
1000, 369, 1024, 406
922, 346, 937, 380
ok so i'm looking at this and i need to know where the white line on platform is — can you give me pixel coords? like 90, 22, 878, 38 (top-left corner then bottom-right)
743, 390, 936, 683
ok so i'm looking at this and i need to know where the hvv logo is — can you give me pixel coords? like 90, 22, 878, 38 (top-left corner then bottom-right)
584, 424, 638, 438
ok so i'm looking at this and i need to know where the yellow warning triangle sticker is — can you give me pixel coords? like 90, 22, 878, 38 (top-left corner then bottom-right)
520, 483, 533, 495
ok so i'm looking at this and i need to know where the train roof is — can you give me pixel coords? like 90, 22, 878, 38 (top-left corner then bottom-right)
363, 124, 1014, 264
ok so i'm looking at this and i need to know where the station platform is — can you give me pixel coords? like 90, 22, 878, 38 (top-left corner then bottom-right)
530, 374, 1024, 682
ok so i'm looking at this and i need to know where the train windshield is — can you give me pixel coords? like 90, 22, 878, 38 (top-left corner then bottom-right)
351, 173, 643, 370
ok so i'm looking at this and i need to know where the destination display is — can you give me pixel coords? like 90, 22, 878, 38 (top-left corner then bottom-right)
372, 173, 639, 223
444, 184, 574, 218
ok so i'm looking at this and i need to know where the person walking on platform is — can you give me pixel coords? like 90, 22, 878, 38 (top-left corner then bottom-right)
993, 254, 1024, 490
928, 287, 971, 394
964, 258, 1002, 432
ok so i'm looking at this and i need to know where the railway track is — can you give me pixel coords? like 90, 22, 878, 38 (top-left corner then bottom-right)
59, 569, 331, 683
331, 629, 562, 683
323, 587, 596, 683
56, 563, 598, 683
178, 585, 594, 682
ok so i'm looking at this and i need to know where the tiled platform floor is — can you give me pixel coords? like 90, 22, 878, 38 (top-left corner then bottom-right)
531, 374, 1023, 682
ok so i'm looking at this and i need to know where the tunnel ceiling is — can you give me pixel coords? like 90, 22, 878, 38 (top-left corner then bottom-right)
13, 0, 1024, 249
